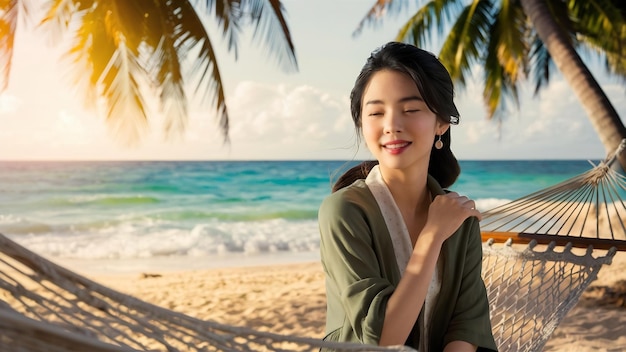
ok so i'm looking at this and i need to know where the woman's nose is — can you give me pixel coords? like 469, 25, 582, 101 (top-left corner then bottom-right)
383, 111, 402, 134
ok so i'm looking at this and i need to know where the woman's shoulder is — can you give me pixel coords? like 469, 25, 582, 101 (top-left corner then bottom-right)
321, 179, 372, 207
319, 179, 379, 219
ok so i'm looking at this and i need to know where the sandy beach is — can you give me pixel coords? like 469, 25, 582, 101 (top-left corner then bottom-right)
83, 250, 626, 352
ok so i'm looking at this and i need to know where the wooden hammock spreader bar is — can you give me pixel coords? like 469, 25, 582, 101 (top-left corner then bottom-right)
481, 231, 626, 251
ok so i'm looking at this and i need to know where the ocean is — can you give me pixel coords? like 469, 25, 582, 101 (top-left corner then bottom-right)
0, 160, 600, 272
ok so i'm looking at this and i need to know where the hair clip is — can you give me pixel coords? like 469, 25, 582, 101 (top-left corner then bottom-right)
449, 116, 459, 125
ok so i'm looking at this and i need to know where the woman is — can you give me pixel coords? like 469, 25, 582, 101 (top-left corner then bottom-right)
318, 42, 497, 351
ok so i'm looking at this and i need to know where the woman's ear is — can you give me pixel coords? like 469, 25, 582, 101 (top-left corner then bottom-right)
436, 122, 450, 136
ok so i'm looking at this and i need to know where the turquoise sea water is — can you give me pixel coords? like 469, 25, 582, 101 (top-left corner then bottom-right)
0, 160, 600, 267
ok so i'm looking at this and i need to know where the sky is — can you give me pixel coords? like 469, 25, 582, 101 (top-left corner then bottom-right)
0, 0, 625, 161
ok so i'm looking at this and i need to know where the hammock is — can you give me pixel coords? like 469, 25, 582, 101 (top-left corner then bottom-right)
0, 233, 615, 352
482, 239, 614, 351
481, 139, 626, 250
0, 231, 414, 352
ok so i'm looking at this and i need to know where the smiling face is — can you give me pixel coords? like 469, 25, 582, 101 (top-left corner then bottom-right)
361, 69, 449, 174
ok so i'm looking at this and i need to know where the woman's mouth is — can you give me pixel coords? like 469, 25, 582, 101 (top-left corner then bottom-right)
383, 141, 411, 155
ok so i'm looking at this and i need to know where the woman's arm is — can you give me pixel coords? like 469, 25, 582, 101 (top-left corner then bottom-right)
379, 192, 482, 346
378, 229, 443, 345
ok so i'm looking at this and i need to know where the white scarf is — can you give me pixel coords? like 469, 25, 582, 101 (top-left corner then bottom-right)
365, 165, 441, 351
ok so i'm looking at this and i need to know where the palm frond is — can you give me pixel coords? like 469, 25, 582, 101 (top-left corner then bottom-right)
42, 0, 230, 143
178, 0, 230, 142
353, 0, 404, 37
480, 0, 530, 120
529, 37, 553, 95
201, 0, 244, 59
61, 2, 148, 145
0, 0, 35, 90
438, 0, 494, 87
40, 0, 95, 102
355, 0, 465, 38
569, 0, 626, 78
244, 0, 297, 72
102, 1, 150, 51
569, 0, 623, 39
37, 0, 296, 144
96, 2, 150, 145
483, 47, 518, 119
482, 63, 503, 118
101, 43, 149, 145
395, 0, 463, 48
39, 0, 82, 45
0, 0, 18, 90
147, 0, 189, 140
492, 0, 528, 83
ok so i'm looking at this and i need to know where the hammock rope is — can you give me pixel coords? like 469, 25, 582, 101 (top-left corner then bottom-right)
0, 233, 615, 352
481, 139, 626, 250
0, 233, 413, 352
482, 239, 615, 351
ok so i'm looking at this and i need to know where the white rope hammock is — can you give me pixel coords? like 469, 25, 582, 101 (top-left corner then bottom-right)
0, 232, 413, 352
482, 239, 614, 351
0, 232, 615, 352
481, 139, 626, 251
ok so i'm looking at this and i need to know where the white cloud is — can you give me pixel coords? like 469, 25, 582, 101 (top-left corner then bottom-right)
463, 120, 495, 144
448, 72, 622, 159
514, 78, 623, 156
218, 81, 360, 159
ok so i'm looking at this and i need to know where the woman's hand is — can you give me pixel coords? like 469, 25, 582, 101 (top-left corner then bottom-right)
422, 191, 481, 244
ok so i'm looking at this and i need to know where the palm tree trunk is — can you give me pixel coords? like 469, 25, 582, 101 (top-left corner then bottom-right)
520, 0, 626, 170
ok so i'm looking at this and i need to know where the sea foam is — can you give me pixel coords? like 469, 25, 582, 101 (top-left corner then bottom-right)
8, 218, 321, 260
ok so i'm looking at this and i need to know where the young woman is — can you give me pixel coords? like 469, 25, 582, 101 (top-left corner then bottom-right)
318, 42, 497, 351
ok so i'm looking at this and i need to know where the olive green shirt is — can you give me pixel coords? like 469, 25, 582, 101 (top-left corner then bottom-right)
318, 176, 497, 351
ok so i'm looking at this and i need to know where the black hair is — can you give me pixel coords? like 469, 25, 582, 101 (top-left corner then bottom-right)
333, 42, 461, 192
331, 160, 378, 193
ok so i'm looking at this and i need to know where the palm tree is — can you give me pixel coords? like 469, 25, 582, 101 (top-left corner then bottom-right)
0, 0, 297, 145
356, 0, 626, 169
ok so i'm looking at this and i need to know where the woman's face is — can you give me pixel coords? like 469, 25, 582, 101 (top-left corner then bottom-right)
361, 69, 448, 173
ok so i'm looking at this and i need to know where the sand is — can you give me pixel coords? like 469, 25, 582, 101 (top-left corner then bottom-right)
84, 251, 626, 352
92, 261, 327, 339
